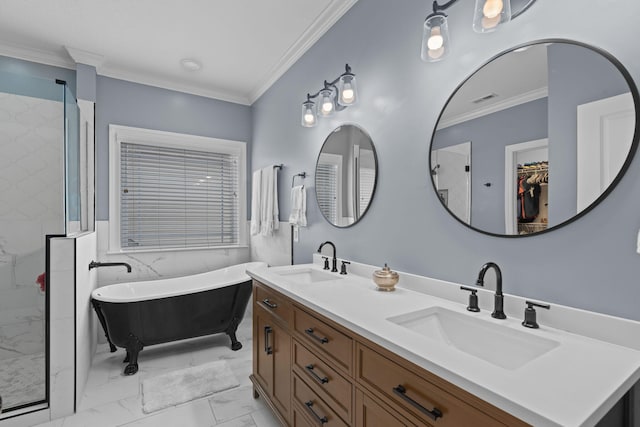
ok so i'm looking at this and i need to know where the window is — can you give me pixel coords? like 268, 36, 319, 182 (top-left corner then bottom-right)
316, 153, 342, 225
109, 125, 246, 252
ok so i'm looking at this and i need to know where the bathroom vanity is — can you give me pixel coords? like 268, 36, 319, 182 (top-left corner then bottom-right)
247, 258, 640, 427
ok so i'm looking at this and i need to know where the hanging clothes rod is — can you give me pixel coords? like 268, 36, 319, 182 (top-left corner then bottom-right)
291, 172, 307, 187
273, 164, 284, 170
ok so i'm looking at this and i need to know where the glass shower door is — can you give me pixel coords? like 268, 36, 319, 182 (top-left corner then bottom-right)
0, 71, 66, 413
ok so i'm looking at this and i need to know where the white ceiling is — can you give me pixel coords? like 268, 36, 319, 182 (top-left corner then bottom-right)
0, 0, 357, 105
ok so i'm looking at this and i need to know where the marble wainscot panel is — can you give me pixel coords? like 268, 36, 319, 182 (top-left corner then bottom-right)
94, 221, 251, 287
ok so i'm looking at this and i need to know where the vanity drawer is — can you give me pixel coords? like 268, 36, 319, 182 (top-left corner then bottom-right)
254, 281, 292, 326
292, 402, 317, 427
293, 373, 349, 427
292, 339, 352, 422
356, 343, 509, 427
293, 306, 353, 374
355, 389, 416, 427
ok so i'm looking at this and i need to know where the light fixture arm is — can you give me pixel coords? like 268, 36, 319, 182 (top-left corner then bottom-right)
433, 0, 459, 12
305, 64, 354, 100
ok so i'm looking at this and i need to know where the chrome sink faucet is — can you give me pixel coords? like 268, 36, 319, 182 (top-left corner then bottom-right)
476, 262, 506, 319
317, 241, 338, 272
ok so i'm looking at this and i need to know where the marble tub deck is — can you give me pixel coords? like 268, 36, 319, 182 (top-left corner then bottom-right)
34, 310, 280, 427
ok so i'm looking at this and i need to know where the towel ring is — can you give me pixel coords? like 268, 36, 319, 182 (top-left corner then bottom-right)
292, 172, 307, 187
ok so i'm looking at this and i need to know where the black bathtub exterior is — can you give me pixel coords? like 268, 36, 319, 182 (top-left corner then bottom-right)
91, 279, 252, 375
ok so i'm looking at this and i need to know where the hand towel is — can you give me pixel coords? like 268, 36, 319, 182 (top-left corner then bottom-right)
260, 166, 279, 236
250, 169, 262, 236
288, 185, 307, 227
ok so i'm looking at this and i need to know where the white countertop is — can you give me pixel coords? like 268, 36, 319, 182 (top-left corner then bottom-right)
247, 258, 640, 427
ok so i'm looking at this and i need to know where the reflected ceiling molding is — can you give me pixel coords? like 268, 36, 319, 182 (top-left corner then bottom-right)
438, 86, 548, 128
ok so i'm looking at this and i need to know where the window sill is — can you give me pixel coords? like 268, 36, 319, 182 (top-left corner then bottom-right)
106, 244, 249, 256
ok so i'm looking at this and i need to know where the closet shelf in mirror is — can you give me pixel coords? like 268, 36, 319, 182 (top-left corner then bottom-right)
517, 164, 548, 175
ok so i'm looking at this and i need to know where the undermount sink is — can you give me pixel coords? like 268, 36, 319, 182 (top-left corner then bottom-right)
274, 268, 341, 284
387, 307, 559, 370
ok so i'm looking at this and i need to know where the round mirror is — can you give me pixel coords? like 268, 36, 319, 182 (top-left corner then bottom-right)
430, 40, 639, 236
315, 124, 378, 227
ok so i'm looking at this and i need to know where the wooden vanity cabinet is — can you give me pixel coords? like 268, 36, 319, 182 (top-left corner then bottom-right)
251, 280, 530, 427
252, 281, 292, 425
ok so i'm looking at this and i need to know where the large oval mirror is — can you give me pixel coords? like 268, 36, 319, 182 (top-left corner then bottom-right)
430, 40, 639, 236
315, 124, 378, 227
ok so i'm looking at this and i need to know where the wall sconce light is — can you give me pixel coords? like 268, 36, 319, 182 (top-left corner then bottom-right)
300, 64, 357, 128
421, 0, 535, 62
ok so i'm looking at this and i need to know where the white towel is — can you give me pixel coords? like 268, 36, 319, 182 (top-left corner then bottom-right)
289, 185, 307, 227
250, 169, 262, 236
260, 166, 279, 236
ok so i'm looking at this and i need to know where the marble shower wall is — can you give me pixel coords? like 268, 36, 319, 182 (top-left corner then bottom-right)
0, 92, 64, 364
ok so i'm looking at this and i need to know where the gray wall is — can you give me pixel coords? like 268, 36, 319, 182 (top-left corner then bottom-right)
76, 63, 96, 102
95, 76, 252, 220
251, 0, 640, 321
433, 97, 548, 233
547, 43, 630, 226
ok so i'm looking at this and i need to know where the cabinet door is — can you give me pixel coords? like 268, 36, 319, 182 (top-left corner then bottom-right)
356, 390, 413, 427
272, 320, 291, 422
254, 311, 274, 394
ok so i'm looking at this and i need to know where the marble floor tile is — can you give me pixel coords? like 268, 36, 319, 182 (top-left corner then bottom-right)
56, 395, 145, 427
217, 414, 257, 427
0, 352, 45, 409
77, 373, 140, 411
251, 407, 283, 427
32, 309, 282, 427
119, 399, 216, 427
208, 386, 264, 424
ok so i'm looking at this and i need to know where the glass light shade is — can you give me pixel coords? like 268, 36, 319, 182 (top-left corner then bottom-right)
301, 100, 317, 127
421, 14, 450, 62
318, 88, 335, 117
473, 0, 511, 33
337, 73, 358, 106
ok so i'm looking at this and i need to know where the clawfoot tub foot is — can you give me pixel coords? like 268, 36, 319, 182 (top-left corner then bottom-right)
228, 330, 242, 351
124, 333, 143, 375
226, 317, 242, 351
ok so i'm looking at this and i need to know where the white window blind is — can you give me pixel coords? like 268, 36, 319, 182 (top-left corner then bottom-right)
359, 167, 375, 214
316, 163, 338, 224
119, 142, 240, 250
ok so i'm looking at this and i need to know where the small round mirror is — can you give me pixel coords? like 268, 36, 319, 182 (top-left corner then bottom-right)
430, 40, 639, 236
315, 124, 378, 227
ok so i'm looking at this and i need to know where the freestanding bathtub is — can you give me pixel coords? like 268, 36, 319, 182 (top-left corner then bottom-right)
91, 261, 266, 375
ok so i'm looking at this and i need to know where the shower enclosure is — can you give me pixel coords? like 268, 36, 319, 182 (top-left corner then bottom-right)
0, 70, 80, 415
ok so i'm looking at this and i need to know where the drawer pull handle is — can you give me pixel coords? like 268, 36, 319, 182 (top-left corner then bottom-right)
393, 385, 443, 421
264, 326, 273, 355
304, 400, 328, 424
305, 328, 329, 344
261, 299, 278, 309
305, 364, 329, 384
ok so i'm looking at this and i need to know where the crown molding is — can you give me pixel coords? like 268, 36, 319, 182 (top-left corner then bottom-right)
65, 46, 104, 68
0, 41, 75, 70
0, 0, 358, 106
438, 87, 549, 129
98, 66, 251, 105
247, 0, 359, 104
